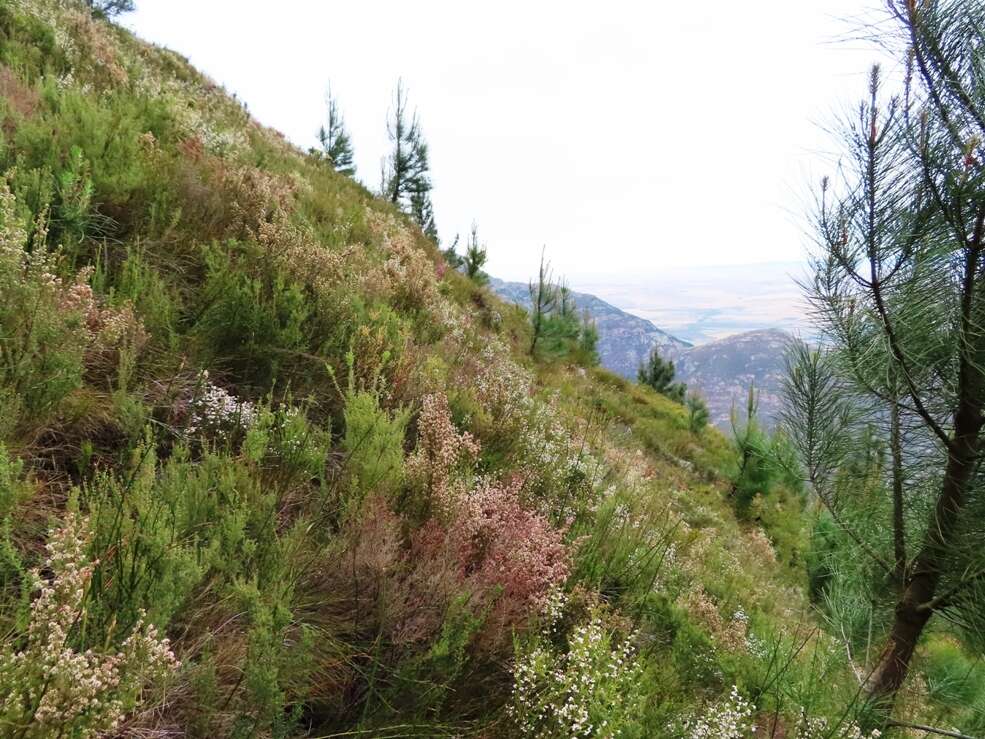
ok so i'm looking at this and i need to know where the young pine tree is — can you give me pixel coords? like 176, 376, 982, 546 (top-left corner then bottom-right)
463, 222, 489, 285
637, 348, 685, 403
686, 392, 709, 434
410, 189, 438, 242
317, 85, 355, 176
442, 234, 464, 269
86, 0, 134, 15
783, 3, 985, 710
382, 79, 435, 236
528, 249, 558, 356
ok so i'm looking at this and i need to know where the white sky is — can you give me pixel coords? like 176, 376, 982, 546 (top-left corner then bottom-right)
123, 1, 892, 284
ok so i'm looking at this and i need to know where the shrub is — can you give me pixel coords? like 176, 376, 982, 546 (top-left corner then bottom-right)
406, 392, 479, 511
0, 511, 178, 738
0, 186, 88, 420
194, 244, 311, 389
341, 386, 409, 514
682, 685, 754, 739
411, 477, 570, 647
511, 602, 644, 738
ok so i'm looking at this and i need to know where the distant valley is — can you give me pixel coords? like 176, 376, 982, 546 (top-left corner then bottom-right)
490, 277, 798, 429
573, 262, 809, 344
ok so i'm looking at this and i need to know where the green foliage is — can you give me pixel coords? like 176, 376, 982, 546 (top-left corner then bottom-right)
341, 383, 409, 515
638, 348, 686, 403
462, 221, 488, 285
113, 245, 180, 348
686, 392, 709, 434
0, 4, 970, 735
511, 604, 645, 738
194, 244, 311, 388
525, 258, 598, 366
0, 192, 89, 423
382, 78, 435, 238
0, 445, 27, 596
85, 0, 136, 17
317, 85, 355, 176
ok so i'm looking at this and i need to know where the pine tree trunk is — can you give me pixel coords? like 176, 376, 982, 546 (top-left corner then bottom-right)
869, 409, 981, 707
868, 580, 933, 700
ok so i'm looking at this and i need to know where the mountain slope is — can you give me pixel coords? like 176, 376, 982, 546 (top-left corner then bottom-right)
675, 328, 799, 429
490, 277, 690, 377
491, 280, 794, 428
0, 2, 960, 736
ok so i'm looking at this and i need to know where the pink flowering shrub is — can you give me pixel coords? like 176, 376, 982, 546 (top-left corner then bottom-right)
406, 477, 570, 647
406, 392, 480, 510
0, 511, 179, 737
362, 209, 440, 314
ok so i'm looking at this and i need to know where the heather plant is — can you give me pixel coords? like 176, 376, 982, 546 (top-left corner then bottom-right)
406, 392, 480, 511
341, 383, 409, 514
243, 401, 330, 488
0, 186, 92, 420
0, 511, 178, 738
185, 371, 259, 439
681, 686, 754, 739
511, 603, 644, 738
194, 245, 311, 388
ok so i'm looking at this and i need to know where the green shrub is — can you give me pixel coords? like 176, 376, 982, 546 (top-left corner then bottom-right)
341, 386, 408, 516
511, 602, 645, 738
194, 244, 311, 389
0, 185, 89, 421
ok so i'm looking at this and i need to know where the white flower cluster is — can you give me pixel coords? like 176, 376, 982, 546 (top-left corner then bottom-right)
684, 685, 754, 739
0, 512, 178, 737
511, 609, 642, 738
188, 373, 258, 436
794, 715, 881, 739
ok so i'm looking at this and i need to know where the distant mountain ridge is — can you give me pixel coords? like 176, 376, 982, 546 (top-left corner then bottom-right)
490, 278, 795, 429
675, 329, 798, 429
488, 278, 691, 378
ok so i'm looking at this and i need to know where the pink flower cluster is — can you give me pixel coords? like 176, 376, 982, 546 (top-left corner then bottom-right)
412, 477, 570, 643
407, 392, 480, 509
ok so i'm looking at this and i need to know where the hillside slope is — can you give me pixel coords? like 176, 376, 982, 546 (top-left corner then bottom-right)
0, 2, 966, 737
490, 277, 691, 377
490, 281, 793, 429
675, 329, 799, 429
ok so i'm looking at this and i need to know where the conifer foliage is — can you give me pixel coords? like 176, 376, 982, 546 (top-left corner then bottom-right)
85, 0, 134, 17
784, 0, 985, 712
638, 347, 686, 403
317, 85, 355, 176
382, 79, 437, 239
462, 221, 488, 285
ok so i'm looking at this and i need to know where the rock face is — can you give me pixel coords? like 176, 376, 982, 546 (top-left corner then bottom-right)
488, 278, 691, 378
490, 279, 796, 430
674, 329, 798, 430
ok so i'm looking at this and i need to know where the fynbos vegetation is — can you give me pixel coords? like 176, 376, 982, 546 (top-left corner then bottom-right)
0, 0, 983, 737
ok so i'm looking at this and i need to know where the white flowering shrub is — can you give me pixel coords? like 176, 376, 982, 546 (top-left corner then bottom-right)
511, 605, 644, 738
794, 715, 881, 739
0, 511, 179, 737
683, 686, 754, 739
186, 372, 258, 437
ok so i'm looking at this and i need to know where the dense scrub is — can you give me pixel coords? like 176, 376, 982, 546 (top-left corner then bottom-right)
0, 1, 981, 736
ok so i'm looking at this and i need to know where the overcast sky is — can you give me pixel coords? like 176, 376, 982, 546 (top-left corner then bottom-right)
123, 1, 892, 284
